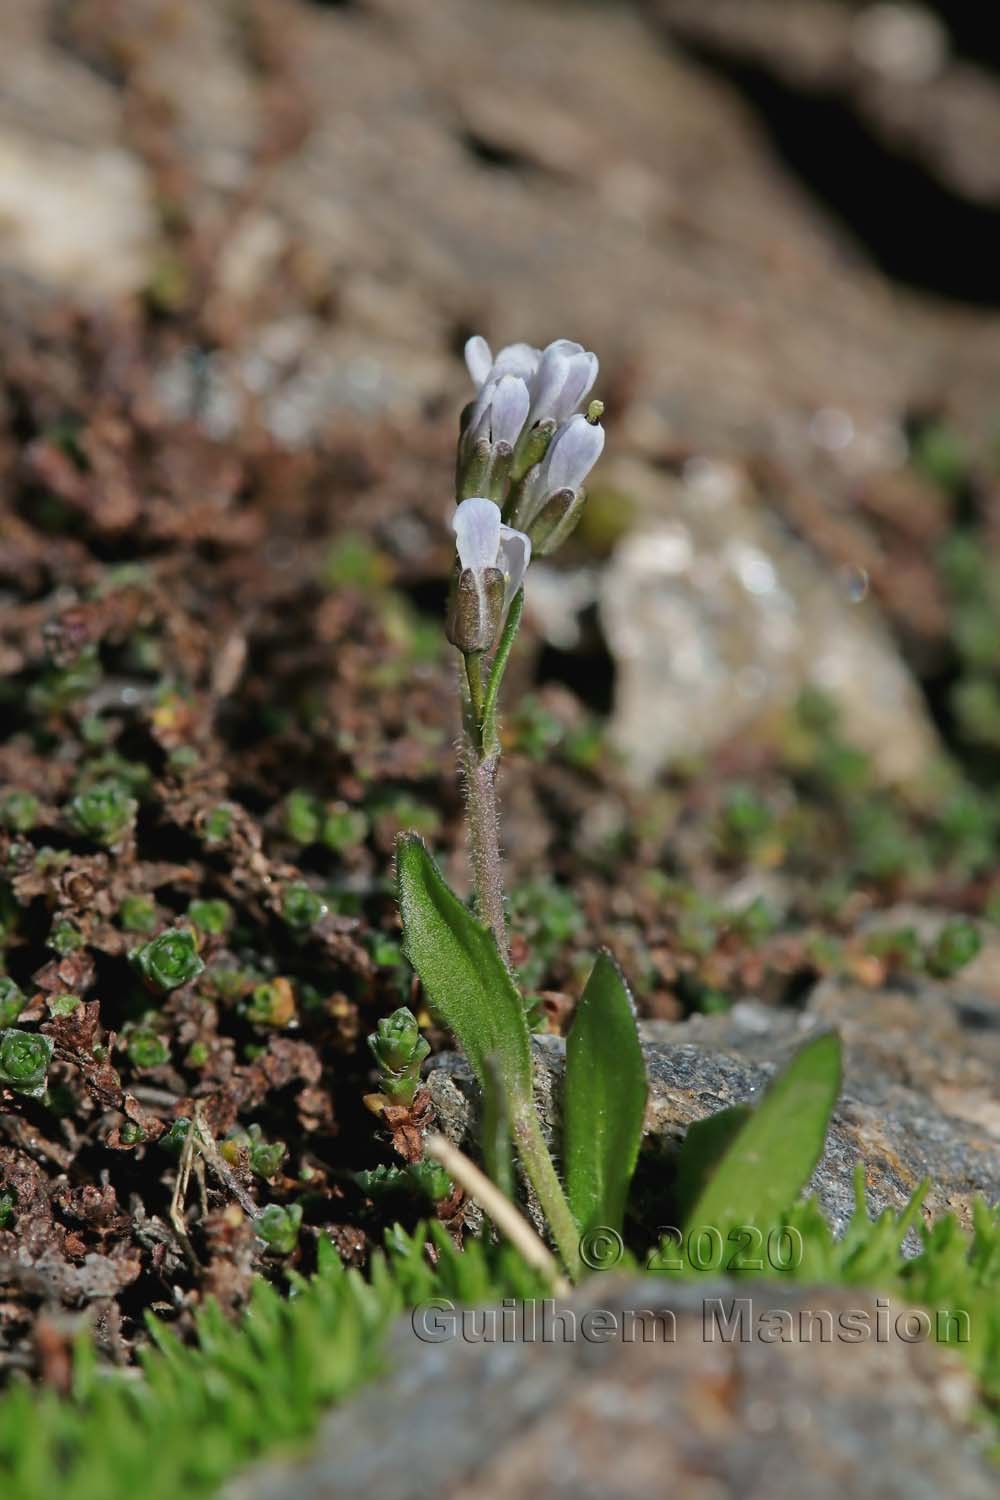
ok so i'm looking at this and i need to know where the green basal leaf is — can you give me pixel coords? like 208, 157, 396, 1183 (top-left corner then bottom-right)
685, 1031, 842, 1235
396, 834, 532, 1105
563, 949, 647, 1235
673, 1104, 753, 1224
482, 1056, 515, 1204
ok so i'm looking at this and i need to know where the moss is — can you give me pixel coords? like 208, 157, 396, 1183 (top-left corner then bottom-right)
67, 780, 137, 847
0, 1030, 53, 1097
0, 792, 39, 834
119, 896, 158, 934
47, 993, 81, 1018
187, 899, 232, 935
131, 928, 205, 992
926, 920, 982, 979
0, 1194, 997, 1500
281, 882, 328, 931
0, 977, 26, 1027
126, 1028, 170, 1071
49, 919, 84, 955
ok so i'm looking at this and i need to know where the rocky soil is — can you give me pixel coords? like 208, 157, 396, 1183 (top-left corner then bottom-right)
1, 0, 999, 1487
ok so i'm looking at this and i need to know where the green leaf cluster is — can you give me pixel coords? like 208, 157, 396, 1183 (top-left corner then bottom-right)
131, 928, 205, 992
396, 834, 646, 1273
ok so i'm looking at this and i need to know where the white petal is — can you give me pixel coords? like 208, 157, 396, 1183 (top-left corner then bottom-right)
453, 497, 501, 571
492, 342, 542, 383
464, 336, 493, 388
528, 344, 571, 423
466, 379, 496, 443
541, 339, 585, 361
498, 524, 532, 604
544, 415, 605, 495
551, 352, 599, 422
489, 375, 530, 448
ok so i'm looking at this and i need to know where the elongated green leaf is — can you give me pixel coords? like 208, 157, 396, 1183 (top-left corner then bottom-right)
674, 1104, 752, 1223
563, 950, 647, 1235
685, 1032, 842, 1234
482, 1056, 515, 1203
396, 835, 532, 1104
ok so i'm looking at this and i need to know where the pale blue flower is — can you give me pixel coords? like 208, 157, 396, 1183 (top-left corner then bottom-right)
453, 498, 531, 606
465, 335, 598, 428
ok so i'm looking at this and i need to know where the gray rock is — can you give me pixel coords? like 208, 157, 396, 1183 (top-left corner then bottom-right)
650, 0, 1000, 204
225, 1277, 996, 1500
597, 456, 940, 783
427, 972, 1000, 1237
4, 0, 1000, 456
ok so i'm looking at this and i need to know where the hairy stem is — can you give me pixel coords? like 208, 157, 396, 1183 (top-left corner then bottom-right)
513, 1108, 582, 1280
463, 745, 509, 963
464, 653, 485, 743
458, 595, 525, 961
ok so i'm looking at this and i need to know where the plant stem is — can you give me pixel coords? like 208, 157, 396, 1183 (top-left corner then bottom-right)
459, 597, 525, 961
463, 745, 509, 963
481, 588, 523, 754
464, 654, 485, 744
513, 1108, 582, 1280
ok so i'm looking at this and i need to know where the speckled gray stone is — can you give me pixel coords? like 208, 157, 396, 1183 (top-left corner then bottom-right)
225, 1278, 996, 1500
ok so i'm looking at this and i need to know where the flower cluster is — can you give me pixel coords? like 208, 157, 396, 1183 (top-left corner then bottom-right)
448, 335, 605, 655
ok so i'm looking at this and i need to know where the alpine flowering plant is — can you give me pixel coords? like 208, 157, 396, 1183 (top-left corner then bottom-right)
387, 334, 843, 1282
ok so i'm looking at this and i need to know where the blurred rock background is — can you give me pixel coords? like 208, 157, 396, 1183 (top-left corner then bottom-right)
4, 0, 1000, 785
2, 4, 1000, 1477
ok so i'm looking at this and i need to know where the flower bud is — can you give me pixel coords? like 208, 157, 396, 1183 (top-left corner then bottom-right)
457, 375, 530, 502
543, 412, 605, 495
465, 337, 540, 389
447, 499, 531, 654
446, 564, 505, 654
525, 487, 588, 557
463, 335, 600, 500
464, 335, 598, 428
508, 417, 556, 486
527, 340, 598, 428
508, 414, 605, 541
